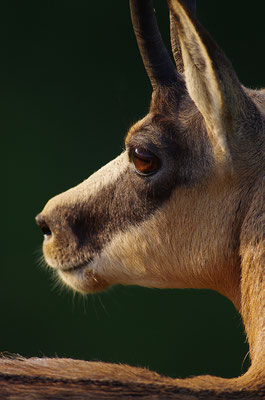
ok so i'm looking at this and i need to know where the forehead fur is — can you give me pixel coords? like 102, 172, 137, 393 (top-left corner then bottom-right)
126, 88, 214, 184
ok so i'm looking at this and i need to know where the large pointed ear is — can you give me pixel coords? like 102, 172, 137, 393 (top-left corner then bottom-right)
169, 0, 262, 160
170, 0, 196, 73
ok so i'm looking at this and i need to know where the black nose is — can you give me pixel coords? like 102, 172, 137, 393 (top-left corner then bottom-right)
35, 214, 52, 237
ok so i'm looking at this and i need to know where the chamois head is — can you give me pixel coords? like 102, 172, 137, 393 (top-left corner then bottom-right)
36, 0, 265, 315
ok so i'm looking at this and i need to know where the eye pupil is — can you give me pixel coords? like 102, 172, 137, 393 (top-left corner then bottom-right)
131, 148, 160, 175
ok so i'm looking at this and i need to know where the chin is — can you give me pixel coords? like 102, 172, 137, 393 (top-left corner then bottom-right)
57, 263, 109, 294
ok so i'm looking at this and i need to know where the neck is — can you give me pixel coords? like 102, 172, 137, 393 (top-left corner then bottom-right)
239, 178, 265, 377
241, 247, 265, 369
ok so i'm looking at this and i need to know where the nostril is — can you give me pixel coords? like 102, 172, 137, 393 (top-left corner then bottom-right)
35, 214, 52, 237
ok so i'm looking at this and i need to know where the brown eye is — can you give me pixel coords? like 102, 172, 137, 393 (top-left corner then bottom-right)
131, 148, 160, 175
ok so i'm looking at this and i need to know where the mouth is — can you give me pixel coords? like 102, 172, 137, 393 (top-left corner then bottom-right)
57, 257, 108, 294
62, 258, 94, 273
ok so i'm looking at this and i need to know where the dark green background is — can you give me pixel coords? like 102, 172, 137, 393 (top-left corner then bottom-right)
2, 1, 264, 379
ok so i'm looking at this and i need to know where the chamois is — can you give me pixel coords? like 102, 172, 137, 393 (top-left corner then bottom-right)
1, 0, 264, 398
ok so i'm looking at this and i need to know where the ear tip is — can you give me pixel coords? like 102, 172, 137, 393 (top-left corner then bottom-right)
169, 0, 194, 21
171, 0, 196, 13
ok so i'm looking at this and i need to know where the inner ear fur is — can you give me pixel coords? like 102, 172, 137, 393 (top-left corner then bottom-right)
169, 0, 262, 162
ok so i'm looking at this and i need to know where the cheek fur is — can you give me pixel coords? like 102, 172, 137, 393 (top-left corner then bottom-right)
94, 180, 241, 297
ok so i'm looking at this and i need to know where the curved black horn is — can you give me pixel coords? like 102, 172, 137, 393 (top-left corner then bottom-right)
170, 0, 196, 72
130, 0, 178, 88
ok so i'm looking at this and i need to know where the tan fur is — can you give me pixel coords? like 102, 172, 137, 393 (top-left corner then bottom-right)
98, 174, 241, 303
43, 152, 128, 221
240, 175, 265, 366
3, 0, 265, 398
41, 152, 128, 293
0, 355, 264, 398
171, 1, 226, 157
